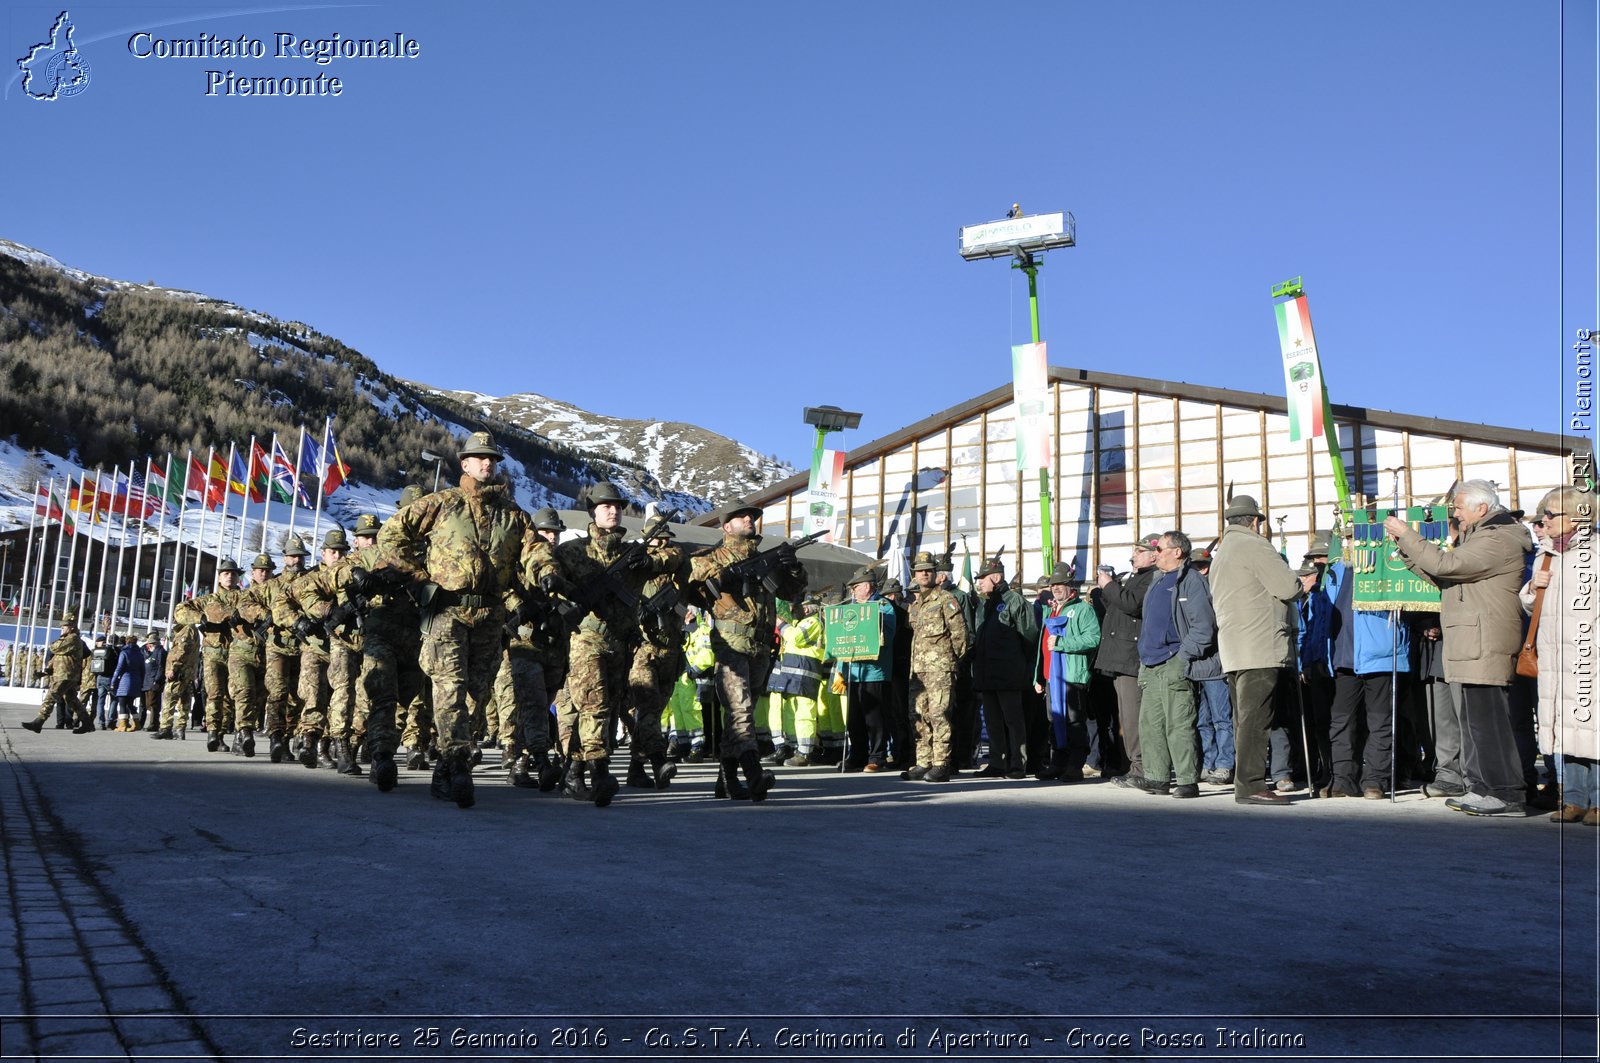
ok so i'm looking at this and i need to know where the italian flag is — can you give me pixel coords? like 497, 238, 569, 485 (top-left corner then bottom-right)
1274, 295, 1326, 442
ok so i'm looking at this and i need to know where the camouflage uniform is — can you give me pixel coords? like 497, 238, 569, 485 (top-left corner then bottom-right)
346, 543, 425, 790
193, 578, 266, 751
627, 558, 688, 776
553, 522, 679, 765
258, 560, 308, 749
160, 603, 201, 736
377, 462, 532, 808
31, 625, 89, 729
907, 561, 970, 778
294, 555, 368, 771
488, 534, 566, 787
289, 565, 333, 752
688, 523, 806, 799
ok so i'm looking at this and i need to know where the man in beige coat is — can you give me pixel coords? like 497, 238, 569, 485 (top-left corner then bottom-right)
1209, 495, 1303, 805
1386, 479, 1533, 817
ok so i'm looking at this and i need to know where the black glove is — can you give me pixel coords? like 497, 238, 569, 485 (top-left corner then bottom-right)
325, 602, 357, 633
626, 550, 653, 572
292, 616, 320, 642
345, 566, 377, 597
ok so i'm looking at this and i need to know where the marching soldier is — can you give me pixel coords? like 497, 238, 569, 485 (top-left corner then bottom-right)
258, 536, 310, 762
687, 504, 808, 801
625, 522, 689, 791
291, 533, 339, 769
377, 431, 533, 809
488, 506, 569, 791
904, 550, 971, 782
193, 559, 265, 754
294, 527, 365, 776
393, 484, 437, 770
300, 514, 424, 793
153, 600, 201, 740
551, 484, 680, 807
21, 610, 93, 734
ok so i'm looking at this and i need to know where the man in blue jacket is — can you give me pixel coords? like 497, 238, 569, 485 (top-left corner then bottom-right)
1134, 531, 1219, 799
1321, 557, 1411, 798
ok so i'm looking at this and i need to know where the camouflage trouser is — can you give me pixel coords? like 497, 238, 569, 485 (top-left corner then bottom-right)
162, 661, 197, 731
421, 612, 504, 759
262, 643, 301, 736
227, 641, 262, 732
295, 650, 330, 737
911, 668, 958, 768
399, 678, 434, 753
713, 650, 770, 759
201, 648, 234, 733
564, 629, 633, 763
489, 643, 549, 757
325, 643, 362, 741
359, 634, 425, 760
35, 679, 85, 727
627, 642, 682, 762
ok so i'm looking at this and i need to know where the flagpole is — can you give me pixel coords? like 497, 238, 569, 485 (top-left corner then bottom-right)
27, 477, 55, 656
287, 426, 307, 544
165, 451, 192, 629
188, 447, 214, 599
82, 469, 106, 636
236, 435, 255, 564
259, 434, 275, 553
147, 455, 169, 633
107, 461, 133, 638
16, 480, 42, 658
57, 475, 84, 635
214, 442, 237, 585
309, 420, 328, 548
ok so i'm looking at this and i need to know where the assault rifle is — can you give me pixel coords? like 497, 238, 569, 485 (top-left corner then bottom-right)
556, 511, 678, 627
703, 529, 826, 601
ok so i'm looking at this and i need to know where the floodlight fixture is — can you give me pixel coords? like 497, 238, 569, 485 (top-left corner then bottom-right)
958, 210, 1076, 262
803, 405, 863, 434
421, 449, 446, 491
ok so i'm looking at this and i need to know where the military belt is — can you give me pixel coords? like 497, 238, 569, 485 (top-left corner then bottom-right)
435, 589, 489, 610
713, 618, 758, 641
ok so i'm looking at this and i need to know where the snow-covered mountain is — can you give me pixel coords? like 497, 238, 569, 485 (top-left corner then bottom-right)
419, 387, 793, 513
0, 238, 793, 522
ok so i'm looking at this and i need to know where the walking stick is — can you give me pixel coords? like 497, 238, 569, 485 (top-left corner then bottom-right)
1390, 608, 1399, 804
1294, 669, 1317, 798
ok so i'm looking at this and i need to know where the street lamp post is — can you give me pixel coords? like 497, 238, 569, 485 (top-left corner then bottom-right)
801, 406, 863, 540
421, 450, 445, 493
958, 207, 1077, 575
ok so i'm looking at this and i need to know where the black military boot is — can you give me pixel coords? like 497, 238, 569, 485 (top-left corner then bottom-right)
318, 736, 332, 766
358, 741, 372, 766
739, 750, 772, 803
151, 727, 174, 740
206, 732, 221, 752
717, 757, 749, 800
923, 762, 952, 783
650, 753, 677, 791
563, 760, 592, 802
370, 751, 398, 792
299, 733, 320, 769
267, 731, 285, 762
22, 718, 42, 734
430, 758, 452, 800
590, 757, 620, 808
625, 759, 653, 789
344, 738, 366, 777
508, 753, 534, 789
240, 730, 256, 758
405, 748, 429, 772
533, 754, 561, 792
448, 751, 475, 808
73, 717, 95, 735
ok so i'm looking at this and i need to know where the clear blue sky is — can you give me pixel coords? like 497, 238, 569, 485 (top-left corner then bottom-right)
4, 0, 1594, 471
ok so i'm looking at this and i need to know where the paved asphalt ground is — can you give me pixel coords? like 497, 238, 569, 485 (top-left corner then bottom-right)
0, 688, 1596, 1063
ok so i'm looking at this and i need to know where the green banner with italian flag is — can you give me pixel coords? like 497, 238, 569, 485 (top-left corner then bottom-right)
1274, 295, 1326, 442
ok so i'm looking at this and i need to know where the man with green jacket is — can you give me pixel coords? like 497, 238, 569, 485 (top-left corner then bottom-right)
1035, 562, 1102, 781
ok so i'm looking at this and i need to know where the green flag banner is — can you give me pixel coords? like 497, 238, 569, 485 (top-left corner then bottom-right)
1349, 506, 1447, 612
824, 602, 882, 662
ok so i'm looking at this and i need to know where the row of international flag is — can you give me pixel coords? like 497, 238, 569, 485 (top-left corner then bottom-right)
32, 418, 351, 536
